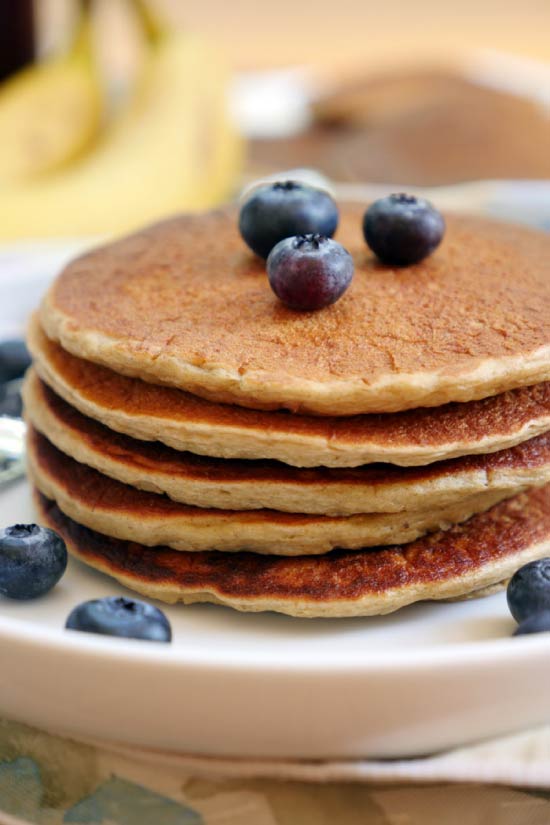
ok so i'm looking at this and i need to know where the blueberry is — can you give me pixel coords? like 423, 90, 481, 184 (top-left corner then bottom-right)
0, 340, 31, 384
0, 383, 22, 418
362, 193, 445, 266
0, 524, 67, 599
514, 611, 550, 636
66, 596, 172, 643
507, 558, 550, 623
239, 181, 339, 259
267, 234, 354, 311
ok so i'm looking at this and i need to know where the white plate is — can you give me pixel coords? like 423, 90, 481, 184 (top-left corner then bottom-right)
2, 234, 550, 760
0, 476, 550, 759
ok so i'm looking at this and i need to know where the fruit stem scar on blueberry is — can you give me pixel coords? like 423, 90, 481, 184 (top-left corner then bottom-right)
393, 193, 417, 204
273, 181, 299, 191
6, 524, 40, 538
118, 597, 137, 612
294, 234, 325, 250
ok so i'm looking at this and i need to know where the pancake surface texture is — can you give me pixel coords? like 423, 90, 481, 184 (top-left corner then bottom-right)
28, 320, 550, 468
40, 204, 550, 415
35, 485, 550, 617
28, 427, 515, 555
24, 369, 550, 516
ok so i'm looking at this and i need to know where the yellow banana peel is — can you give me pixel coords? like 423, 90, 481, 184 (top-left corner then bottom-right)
0, 12, 102, 185
0, 2, 242, 239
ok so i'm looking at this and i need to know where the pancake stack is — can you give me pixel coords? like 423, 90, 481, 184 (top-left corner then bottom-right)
24, 204, 550, 617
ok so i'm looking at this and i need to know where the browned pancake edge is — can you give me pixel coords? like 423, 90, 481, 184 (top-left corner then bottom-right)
28, 321, 550, 467
25, 370, 550, 495
34, 485, 550, 617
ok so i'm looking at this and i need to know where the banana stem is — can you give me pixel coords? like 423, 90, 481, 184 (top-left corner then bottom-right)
70, 0, 94, 61
131, 0, 166, 44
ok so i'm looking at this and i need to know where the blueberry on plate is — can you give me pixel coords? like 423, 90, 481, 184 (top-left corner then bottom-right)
267, 234, 354, 311
507, 558, 550, 623
239, 180, 339, 259
0, 382, 23, 418
362, 193, 445, 266
0, 524, 67, 599
0, 339, 31, 384
514, 611, 550, 636
66, 596, 172, 643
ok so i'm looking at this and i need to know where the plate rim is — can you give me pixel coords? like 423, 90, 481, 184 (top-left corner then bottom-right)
0, 606, 549, 673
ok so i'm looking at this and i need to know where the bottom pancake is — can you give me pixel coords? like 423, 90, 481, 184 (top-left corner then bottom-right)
34, 486, 550, 618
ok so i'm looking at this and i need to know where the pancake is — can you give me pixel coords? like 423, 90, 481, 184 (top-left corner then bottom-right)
250, 70, 550, 185
28, 320, 550, 468
24, 369, 550, 516
34, 485, 550, 617
40, 204, 550, 415
27, 427, 515, 556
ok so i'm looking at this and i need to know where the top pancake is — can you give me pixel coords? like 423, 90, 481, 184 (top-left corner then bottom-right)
40, 204, 550, 416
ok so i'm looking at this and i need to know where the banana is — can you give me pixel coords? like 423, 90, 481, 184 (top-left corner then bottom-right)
0, 11, 102, 186
189, 67, 244, 211
0, 4, 242, 239
132, 0, 242, 210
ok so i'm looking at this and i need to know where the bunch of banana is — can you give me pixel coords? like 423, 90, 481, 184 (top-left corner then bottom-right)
0, 0, 242, 239
0, 7, 102, 186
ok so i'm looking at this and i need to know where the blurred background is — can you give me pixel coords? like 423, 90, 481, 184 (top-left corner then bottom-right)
39, 0, 550, 72
0, 0, 549, 241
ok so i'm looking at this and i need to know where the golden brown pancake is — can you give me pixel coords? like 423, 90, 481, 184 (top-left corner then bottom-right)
28, 320, 550, 468
24, 369, 550, 516
40, 204, 550, 415
34, 485, 550, 617
249, 70, 550, 185
27, 427, 514, 556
